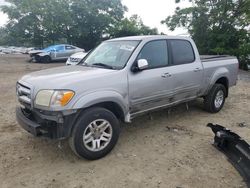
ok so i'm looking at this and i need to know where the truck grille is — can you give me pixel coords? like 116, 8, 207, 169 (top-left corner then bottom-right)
70, 57, 81, 62
16, 82, 32, 108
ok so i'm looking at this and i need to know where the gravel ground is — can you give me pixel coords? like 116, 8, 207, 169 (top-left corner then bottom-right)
0, 54, 250, 188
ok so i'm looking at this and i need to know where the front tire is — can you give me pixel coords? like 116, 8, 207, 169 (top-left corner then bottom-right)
69, 107, 120, 160
204, 84, 226, 113
42, 55, 51, 63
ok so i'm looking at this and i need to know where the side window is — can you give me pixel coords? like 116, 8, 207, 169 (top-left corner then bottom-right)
65, 45, 76, 50
55, 45, 64, 52
169, 40, 195, 65
138, 40, 168, 68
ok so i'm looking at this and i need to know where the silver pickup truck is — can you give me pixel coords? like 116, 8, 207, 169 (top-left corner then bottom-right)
16, 35, 238, 160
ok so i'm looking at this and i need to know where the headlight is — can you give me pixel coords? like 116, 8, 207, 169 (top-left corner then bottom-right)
35, 90, 74, 107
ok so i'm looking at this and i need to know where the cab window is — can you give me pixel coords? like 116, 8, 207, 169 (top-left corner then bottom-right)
138, 40, 168, 69
169, 39, 195, 65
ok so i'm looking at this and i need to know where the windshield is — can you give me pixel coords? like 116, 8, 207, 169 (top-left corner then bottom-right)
43, 45, 56, 51
83, 40, 139, 69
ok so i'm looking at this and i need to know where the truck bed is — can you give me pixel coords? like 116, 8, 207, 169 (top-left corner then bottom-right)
201, 55, 238, 90
200, 55, 236, 62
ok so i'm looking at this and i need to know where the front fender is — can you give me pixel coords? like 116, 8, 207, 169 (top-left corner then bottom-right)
37, 52, 50, 57
72, 90, 129, 115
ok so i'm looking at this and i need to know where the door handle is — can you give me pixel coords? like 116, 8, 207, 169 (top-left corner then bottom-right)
161, 73, 171, 78
193, 68, 201, 72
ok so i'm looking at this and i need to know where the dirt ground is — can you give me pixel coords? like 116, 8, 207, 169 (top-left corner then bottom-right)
0, 54, 249, 188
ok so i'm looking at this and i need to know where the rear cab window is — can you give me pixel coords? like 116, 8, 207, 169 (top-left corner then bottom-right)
169, 39, 195, 65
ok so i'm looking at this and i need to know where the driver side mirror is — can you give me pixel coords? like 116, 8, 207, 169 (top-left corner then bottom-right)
137, 59, 148, 71
131, 59, 149, 72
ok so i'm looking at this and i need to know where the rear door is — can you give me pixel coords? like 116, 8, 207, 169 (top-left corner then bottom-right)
128, 40, 174, 114
65, 45, 77, 58
52, 45, 66, 60
167, 39, 203, 102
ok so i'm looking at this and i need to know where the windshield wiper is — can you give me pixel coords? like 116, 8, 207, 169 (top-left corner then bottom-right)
92, 63, 115, 70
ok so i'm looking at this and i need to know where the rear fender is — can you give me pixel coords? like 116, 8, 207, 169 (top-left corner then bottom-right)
206, 67, 229, 94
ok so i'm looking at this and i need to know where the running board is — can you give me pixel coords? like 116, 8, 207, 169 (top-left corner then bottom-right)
207, 123, 250, 187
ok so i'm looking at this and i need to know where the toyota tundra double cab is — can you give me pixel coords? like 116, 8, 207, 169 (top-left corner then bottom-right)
16, 35, 238, 160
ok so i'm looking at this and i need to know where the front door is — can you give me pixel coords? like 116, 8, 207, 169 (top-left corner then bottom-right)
128, 40, 174, 114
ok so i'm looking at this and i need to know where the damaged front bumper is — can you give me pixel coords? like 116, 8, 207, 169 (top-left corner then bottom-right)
207, 123, 250, 187
16, 106, 78, 140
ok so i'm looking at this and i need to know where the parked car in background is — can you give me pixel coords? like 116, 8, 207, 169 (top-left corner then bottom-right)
29, 44, 84, 63
0, 46, 5, 53
18, 47, 37, 54
66, 51, 88, 65
0, 46, 35, 54
2, 46, 15, 54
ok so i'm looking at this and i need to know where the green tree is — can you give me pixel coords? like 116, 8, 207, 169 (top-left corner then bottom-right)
0, 0, 126, 49
111, 15, 158, 37
162, 0, 250, 69
68, 0, 126, 50
1, 0, 159, 50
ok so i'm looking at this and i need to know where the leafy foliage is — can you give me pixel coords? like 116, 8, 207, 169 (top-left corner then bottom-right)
162, 0, 250, 69
0, 0, 157, 50
110, 15, 158, 37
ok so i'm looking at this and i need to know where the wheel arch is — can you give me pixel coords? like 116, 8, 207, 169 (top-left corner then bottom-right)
215, 77, 229, 97
68, 100, 126, 140
72, 91, 129, 122
206, 67, 230, 97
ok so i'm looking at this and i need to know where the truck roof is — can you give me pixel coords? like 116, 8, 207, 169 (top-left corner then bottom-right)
107, 35, 191, 41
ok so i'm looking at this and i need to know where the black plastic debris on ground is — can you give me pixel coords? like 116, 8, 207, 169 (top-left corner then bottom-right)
207, 123, 250, 187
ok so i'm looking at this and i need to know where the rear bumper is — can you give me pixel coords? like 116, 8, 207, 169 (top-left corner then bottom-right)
16, 107, 78, 139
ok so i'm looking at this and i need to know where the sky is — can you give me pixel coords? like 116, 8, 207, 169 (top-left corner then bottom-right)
122, 0, 192, 35
0, 0, 191, 35
0, 0, 8, 26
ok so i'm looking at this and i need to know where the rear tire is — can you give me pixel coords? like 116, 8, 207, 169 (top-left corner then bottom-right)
204, 84, 226, 113
69, 107, 120, 160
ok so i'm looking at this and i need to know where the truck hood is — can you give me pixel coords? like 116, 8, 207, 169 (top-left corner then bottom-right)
20, 65, 116, 90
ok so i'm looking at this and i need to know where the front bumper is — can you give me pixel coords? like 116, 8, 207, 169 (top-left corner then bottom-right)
16, 107, 41, 136
16, 107, 78, 139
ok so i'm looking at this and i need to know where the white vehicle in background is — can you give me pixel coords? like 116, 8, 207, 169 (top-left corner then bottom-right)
66, 51, 88, 65
0, 46, 5, 53
2, 46, 14, 54
1, 46, 22, 54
